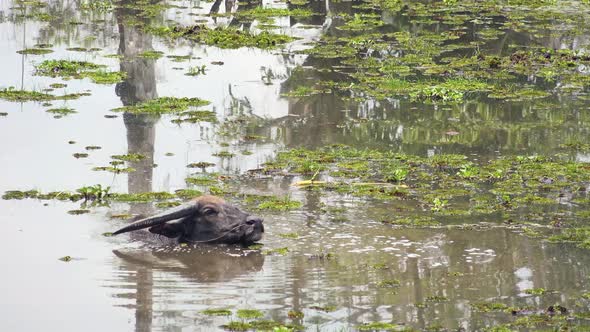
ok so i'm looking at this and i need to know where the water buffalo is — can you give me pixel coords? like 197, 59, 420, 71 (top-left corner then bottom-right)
112, 196, 264, 245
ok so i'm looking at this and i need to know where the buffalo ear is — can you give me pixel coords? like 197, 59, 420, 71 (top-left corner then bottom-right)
149, 220, 186, 238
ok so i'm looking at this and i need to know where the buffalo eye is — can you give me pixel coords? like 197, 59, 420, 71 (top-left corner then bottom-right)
202, 207, 219, 216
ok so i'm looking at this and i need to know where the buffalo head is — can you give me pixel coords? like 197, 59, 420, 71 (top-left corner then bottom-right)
112, 196, 264, 245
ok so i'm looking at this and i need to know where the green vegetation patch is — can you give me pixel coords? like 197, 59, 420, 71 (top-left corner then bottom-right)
236, 309, 264, 320
281, 85, 330, 97
111, 153, 145, 162
138, 50, 164, 59
213, 151, 236, 158
549, 228, 590, 249
248, 320, 297, 331
512, 313, 567, 328
77, 185, 110, 201
187, 162, 215, 169
235, 7, 314, 23
111, 97, 210, 114
66, 47, 101, 52
87, 70, 126, 84
202, 308, 232, 316
377, 78, 493, 104
0, 87, 89, 102
358, 322, 402, 331
185, 65, 207, 76
93, 166, 136, 174
46, 107, 76, 116
377, 279, 401, 288
337, 13, 384, 31
285, 0, 590, 106
381, 217, 440, 227
110, 192, 175, 203
264, 247, 289, 255
222, 321, 251, 331
17, 48, 53, 55
471, 302, 510, 313
167, 55, 192, 62
186, 174, 219, 186
257, 145, 590, 238
67, 209, 90, 215
425, 296, 449, 303
0, 87, 55, 102
80, 0, 112, 11
524, 288, 550, 296
174, 189, 203, 199
2, 185, 207, 212
34, 60, 125, 84
35, 60, 100, 75
171, 110, 217, 124
147, 25, 295, 49
3, 190, 40, 200
244, 195, 302, 211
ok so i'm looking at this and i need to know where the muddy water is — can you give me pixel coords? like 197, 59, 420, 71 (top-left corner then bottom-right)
2, 0, 590, 331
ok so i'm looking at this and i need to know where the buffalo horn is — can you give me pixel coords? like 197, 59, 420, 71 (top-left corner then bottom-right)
112, 203, 199, 235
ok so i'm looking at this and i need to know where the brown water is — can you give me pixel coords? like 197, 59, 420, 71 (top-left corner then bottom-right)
2, 0, 590, 331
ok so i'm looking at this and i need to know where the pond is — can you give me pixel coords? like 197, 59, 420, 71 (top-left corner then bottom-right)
2, 0, 590, 331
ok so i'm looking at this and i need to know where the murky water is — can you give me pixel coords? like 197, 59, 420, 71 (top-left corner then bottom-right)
2, 0, 590, 331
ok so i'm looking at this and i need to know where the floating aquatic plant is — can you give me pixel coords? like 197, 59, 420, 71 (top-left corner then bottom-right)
111, 97, 210, 114
147, 25, 295, 49
34, 60, 125, 84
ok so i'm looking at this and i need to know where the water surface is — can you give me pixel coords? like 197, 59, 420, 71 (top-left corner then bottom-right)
2, 0, 590, 331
